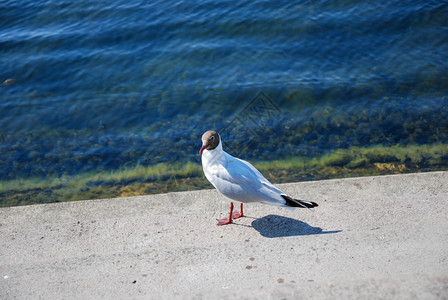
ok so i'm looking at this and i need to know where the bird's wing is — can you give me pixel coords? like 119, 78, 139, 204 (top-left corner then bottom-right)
233, 157, 284, 194
207, 154, 285, 205
216, 155, 263, 189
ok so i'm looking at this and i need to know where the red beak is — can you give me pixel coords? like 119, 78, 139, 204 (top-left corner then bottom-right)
199, 145, 206, 155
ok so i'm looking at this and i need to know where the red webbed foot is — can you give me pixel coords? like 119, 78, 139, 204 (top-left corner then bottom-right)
216, 217, 232, 226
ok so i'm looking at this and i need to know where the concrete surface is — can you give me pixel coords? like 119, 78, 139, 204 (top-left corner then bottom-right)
0, 171, 447, 299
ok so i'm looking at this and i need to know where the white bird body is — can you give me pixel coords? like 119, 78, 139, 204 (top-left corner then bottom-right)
201, 139, 286, 207
199, 130, 318, 225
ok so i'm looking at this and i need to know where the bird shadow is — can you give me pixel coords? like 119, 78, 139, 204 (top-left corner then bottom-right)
250, 214, 342, 238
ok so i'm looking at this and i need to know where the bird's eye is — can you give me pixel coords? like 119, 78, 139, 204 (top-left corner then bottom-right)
211, 136, 215, 140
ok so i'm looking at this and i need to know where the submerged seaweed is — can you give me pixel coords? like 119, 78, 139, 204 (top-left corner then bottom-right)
1, 94, 447, 207
1, 142, 447, 207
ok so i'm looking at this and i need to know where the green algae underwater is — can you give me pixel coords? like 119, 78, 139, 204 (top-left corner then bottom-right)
2, 92, 448, 207
1, 142, 447, 207
2, 91, 448, 207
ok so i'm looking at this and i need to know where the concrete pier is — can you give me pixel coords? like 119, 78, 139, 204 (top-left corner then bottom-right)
1, 171, 447, 299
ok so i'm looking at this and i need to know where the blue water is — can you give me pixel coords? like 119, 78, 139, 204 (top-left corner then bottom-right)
1, 0, 447, 181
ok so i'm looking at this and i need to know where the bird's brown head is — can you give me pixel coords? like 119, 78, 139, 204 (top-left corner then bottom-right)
199, 130, 220, 155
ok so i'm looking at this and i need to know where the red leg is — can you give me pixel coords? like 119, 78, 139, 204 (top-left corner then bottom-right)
217, 202, 234, 226
232, 203, 244, 219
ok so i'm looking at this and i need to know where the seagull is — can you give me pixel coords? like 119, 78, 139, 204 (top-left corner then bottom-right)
199, 130, 318, 225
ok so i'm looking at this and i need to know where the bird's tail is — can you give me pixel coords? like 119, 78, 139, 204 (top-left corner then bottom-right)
281, 194, 318, 208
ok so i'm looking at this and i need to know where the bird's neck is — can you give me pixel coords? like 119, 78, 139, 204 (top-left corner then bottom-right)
201, 141, 225, 167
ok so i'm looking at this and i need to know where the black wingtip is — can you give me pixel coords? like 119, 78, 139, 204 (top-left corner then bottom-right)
281, 195, 318, 208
